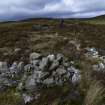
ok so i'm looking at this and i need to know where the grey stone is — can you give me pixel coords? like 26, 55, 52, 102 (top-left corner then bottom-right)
0, 77, 12, 87
98, 63, 105, 70
30, 52, 42, 60
56, 66, 66, 76
93, 63, 105, 72
71, 68, 81, 84
34, 66, 40, 71
14, 48, 21, 53
56, 54, 64, 62
17, 74, 27, 90
43, 77, 54, 86
63, 62, 70, 67
72, 73, 81, 85
33, 70, 42, 78
30, 60, 40, 66
17, 82, 24, 91
67, 67, 81, 84
22, 93, 33, 104
39, 57, 49, 71
0, 62, 8, 73
54, 77, 63, 86
47, 54, 55, 62
9, 62, 18, 74
52, 71, 57, 77
0, 52, 82, 91
22, 74, 28, 81
17, 62, 24, 72
24, 64, 34, 72
34, 93, 40, 100
85, 47, 98, 56
49, 60, 59, 71
25, 76, 36, 91
39, 72, 49, 80
33, 68, 49, 80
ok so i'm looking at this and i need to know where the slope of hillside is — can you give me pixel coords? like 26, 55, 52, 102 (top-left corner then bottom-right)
0, 17, 105, 105
84, 15, 105, 24
0, 18, 105, 59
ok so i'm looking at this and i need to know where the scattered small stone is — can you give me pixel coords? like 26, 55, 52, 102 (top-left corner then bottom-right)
30, 52, 42, 60
22, 93, 33, 104
14, 48, 21, 53
85, 47, 98, 57
93, 62, 105, 72
34, 93, 40, 100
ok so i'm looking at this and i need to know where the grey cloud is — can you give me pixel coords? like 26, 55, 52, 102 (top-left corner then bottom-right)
0, 0, 105, 21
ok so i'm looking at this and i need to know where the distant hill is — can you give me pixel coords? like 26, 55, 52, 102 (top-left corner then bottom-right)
0, 14, 105, 24
91, 15, 105, 20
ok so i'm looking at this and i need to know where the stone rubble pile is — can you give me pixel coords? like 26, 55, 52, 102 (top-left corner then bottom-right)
85, 47, 105, 72
85, 47, 99, 58
0, 52, 81, 104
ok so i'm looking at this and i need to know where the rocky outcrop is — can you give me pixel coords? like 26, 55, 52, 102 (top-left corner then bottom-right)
0, 52, 81, 104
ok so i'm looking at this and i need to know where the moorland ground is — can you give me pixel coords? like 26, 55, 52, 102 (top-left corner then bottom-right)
0, 16, 105, 105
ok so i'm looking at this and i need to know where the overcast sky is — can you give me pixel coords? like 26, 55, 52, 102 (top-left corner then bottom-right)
0, 0, 105, 21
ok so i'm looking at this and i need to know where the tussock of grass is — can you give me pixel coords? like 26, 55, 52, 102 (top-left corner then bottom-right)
0, 89, 22, 105
84, 81, 105, 105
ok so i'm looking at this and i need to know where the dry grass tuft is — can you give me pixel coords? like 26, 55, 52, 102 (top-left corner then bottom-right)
84, 80, 105, 105
0, 89, 22, 105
